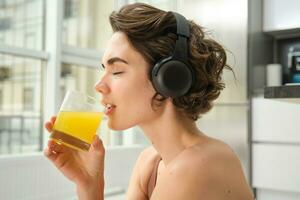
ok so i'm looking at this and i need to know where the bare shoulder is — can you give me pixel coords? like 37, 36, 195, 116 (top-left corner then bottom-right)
137, 146, 160, 173
152, 138, 254, 200
178, 138, 254, 199
181, 138, 243, 171
138, 146, 158, 162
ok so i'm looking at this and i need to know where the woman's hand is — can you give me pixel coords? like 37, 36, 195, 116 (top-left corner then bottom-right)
44, 116, 105, 199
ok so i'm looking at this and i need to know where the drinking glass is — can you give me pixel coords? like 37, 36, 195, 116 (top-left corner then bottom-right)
50, 90, 104, 151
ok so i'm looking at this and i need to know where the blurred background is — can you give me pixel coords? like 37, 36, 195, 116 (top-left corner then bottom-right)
0, 0, 299, 200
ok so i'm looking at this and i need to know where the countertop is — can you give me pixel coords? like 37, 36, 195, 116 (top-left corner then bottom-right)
264, 85, 300, 103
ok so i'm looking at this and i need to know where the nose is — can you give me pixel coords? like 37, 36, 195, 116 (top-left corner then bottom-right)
94, 80, 110, 95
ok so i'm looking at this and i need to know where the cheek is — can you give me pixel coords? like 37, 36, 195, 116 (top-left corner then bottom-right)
119, 80, 154, 113
108, 77, 157, 129
112, 74, 155, 101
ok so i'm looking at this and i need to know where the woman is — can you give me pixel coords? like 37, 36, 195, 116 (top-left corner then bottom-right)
44, 3, 254, 200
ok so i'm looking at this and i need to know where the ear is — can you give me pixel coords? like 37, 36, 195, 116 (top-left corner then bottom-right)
165, 98, 175, 110
164, 98, 186, 119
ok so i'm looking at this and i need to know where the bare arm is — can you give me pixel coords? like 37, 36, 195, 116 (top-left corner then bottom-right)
126, 154, 148, 200
76, 180, 104, 200
127, 147, 157, 200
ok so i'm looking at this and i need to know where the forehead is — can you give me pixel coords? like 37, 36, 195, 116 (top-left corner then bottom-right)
102, 32, 137, 64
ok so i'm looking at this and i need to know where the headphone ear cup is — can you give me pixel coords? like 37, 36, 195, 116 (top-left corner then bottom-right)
151, 58, 194, 97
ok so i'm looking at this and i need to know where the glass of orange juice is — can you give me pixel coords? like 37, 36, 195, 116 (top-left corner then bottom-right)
50, 90, 104, 151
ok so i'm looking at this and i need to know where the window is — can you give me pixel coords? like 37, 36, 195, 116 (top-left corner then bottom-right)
64, 0, 79, 19
60, 64, 102, 99
0, 89, 3, 110
0, 0, 44, 50
62, 0, 114, 49
0, 0, 45, 155
0, 54, 44, 154
0, 0, 7, 8
0, 17, 11, 31
0, 67, 10, 81
0, 35, 3, 43
23, 87, 33, 111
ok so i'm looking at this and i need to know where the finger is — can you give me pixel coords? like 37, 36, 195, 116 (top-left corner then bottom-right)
50, 116, 57, 124
48, 139, 56, 147
45, 122, 53, 132
48, 140, 69, 154
43, 146, 59, 162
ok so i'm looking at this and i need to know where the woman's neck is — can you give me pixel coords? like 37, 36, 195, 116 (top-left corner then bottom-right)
139, 102, 205, 165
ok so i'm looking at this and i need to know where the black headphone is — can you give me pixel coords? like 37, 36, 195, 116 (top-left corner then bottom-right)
151, 12, 195, 98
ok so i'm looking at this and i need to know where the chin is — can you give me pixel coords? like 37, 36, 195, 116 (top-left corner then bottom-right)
107, 118, 135, 131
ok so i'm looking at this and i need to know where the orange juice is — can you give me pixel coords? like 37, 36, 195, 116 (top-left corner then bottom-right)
50, 111, 104, 151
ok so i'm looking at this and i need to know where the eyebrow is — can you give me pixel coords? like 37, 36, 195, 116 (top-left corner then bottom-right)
101, 57, 128, 69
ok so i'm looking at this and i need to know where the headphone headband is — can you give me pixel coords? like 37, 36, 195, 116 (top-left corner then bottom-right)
172, 12, 190, 38
172, 12, 189, 64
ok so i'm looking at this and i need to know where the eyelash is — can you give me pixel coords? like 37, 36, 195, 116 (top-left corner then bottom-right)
112, 71, 124, 75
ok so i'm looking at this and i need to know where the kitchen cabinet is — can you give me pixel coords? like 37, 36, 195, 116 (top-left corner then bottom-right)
252, 97, 300, 142
253, 144, 300, 192
263, 0, 300, 32
249, 0, 300, 199
252, 86, 300, 199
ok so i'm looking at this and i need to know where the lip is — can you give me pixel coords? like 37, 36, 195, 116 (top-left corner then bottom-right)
101, 100, 116, 115
102, 102, 116, 115
105, 105, 115, 115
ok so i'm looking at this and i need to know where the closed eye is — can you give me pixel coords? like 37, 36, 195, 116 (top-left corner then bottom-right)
113, 71, 124, 75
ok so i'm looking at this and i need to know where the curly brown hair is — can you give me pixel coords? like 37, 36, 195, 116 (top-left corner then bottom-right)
109, 3, 233, 121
